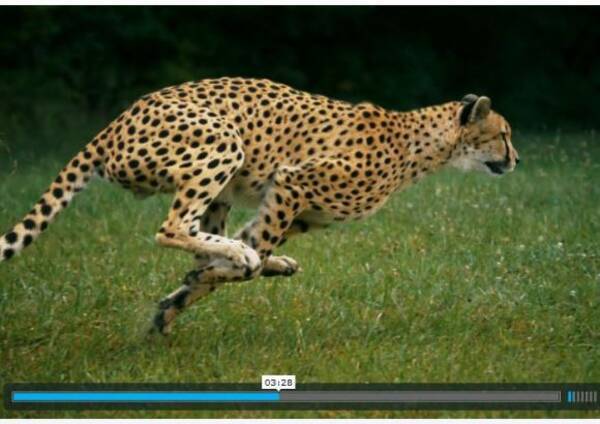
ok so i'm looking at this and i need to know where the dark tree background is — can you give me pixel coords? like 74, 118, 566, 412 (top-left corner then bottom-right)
0, 6, 598, 134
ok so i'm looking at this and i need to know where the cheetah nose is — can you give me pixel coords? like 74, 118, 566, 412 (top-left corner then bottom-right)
516, 157, 521, 166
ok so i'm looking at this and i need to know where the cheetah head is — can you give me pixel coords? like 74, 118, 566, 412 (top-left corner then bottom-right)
450, 94, 519, 176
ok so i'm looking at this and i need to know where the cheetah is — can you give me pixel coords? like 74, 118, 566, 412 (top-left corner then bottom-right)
0, 78, 519, 335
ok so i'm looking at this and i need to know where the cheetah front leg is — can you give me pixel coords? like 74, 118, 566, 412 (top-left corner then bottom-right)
248, 157, 357, 277
193, 201, 297, 277
195, 196, 303, 278
259, 220, 320, 277
234, 167, 309, 277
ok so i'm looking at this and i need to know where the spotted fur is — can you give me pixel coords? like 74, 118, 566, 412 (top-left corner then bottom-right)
0, 78, 519, 334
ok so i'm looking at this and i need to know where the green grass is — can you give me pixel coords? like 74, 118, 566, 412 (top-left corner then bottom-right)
0, 129, 599, 418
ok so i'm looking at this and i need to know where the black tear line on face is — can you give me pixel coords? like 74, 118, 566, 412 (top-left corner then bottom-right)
502, 133, 510, 166
484, 133, 511, 175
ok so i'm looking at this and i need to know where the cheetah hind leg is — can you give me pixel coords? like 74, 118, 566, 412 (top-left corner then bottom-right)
151, 200, 262, 336
150, 266, 228, 336
150, 201, 234, 335
150, 155, 262, 334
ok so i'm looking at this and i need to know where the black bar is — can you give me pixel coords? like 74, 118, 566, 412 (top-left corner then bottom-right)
5, 383, 600, 411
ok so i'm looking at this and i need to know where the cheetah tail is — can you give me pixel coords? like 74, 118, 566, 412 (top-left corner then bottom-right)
0, 142, 105, 262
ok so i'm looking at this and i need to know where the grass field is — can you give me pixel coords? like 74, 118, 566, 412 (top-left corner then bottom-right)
0, 126, 599, 418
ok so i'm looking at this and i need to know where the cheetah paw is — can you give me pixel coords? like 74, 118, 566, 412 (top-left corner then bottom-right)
262, 255, 301, 277
148, 307, 173, 336
209, 242, 262, 280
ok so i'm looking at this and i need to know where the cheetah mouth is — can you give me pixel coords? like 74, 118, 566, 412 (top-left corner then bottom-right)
484, 161, 506, 175
484, 136, 511, 175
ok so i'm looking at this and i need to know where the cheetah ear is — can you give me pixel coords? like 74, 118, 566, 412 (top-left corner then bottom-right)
459, 94, 491, 125
469, 96, 491, 123
461, 94, 479, 104
459, 94, 478, 125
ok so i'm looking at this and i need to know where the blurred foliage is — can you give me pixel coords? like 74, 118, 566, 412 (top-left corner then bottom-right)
0, 6, 598, 133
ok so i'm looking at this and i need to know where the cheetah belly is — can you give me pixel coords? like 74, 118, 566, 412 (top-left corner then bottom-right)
295, 209, 337, 225
230, 186, 263, 209
225, 176, 266, 209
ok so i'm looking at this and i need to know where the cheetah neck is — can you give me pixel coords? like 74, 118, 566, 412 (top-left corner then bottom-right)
387, 102, 462, 190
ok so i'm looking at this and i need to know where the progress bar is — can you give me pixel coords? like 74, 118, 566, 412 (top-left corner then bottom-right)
12, 392, 279, 402
5, 384, 599, 410
10, 390, 559, 403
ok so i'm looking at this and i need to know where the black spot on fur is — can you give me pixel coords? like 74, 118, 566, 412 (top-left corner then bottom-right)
23, 234, 33, 247
52, 188, 64, 199
5, 232, 18, 244
41, 204, 52, 216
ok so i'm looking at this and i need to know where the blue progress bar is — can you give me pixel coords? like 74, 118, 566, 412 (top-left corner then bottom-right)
12, 391, 280, 403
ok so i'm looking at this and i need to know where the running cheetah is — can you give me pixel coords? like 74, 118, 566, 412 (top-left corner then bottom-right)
0, 78, 519, 334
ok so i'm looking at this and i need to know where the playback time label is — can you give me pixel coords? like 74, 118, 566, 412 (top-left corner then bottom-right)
261, 375, 296, 391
